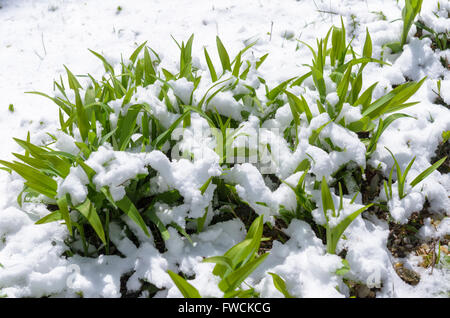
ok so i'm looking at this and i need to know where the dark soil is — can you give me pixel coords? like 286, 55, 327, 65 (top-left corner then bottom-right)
260, 218, 290, 253
385, 201, 449, 286
387, 210, 433, 258
120, 271, 140, 298
430, 139, 450, 174
120, 271, 162, 298
361, 166, 384, 205
345, 280, 381, 298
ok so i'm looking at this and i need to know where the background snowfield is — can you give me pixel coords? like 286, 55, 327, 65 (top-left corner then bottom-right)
0, 0, 449, 297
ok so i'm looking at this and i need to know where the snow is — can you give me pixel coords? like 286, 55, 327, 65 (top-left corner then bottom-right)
57, 166, 89, 205
169, 78, 194, 105
206, 89, 244, 121
254, 220, 346, 298
0, 0, 449, 298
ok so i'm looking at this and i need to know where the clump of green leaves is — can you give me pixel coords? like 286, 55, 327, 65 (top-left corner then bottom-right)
0, 134, 155, 255
0, 28, 447, 301
383, 147, 447, 200
279, 171, 316, 226
168, 215, 269, 298
0, 32, 274, 257
386, 0, 424, 53
320, 177, 373, 254
415, 20, 448, 51
285, 20, 425, 162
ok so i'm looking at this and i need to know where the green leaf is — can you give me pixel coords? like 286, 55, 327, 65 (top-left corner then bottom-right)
167, 270, 201, 298
349, 73, 363, 105
366, 113, 414, 156
294, 159, 311, 173
116, 105, 140, 151
386, 42, 403, 54
401, 0, 423, 47
327, 203, 373, 254
380, 113, 414, 136
213, 215, 264, 279
122, 85, 136, 106
35, 210, 63, 224
363, 78, 425, 120
116, 195, 150, 237
26, 91, 72, 116
410, 157, 447, 188
290, 71, 312, 88
321, 177, 335, 219
155, 190, 182, 204
336, 64, 353, 107
13, 138, 71, 177
57, 195, 73, 236
203, 256, 233, 271
363, 28, 373, 58
310, 66, 326, 103
394, 157, 412, 198
0, 160, 57, 198
309, 120, 332, 145
76, 159, 96, 183
152, 111, 190, 150
88, 50, 115, 74
354, 82, 378, 109
64, 66, 90, 142
171, 222, 194, 245
218, 253, 269, 294
12, 153, 54, 174
129, 41, 148, 64
180, 34, 194, 79
99, 127, 118, 146
389, 77, 426, 107
256, 53, 269, 69
268, 272, 293, 298
100, 186, 118, 209
216, 36, 231, 73
442, 131, 450, 143
232, 51, 242, 77
199, 176, 213, 195
267, 77, 296, 101
204, 48, 218, 82
335, 259, 351, 276
385, 147, 405, 197
63, 65, 82, 90
285, 91, 301, 126
75, 199, 106, 244
196, 208, 208, 233
145, 206, 170, 241
144, 47, 156, 86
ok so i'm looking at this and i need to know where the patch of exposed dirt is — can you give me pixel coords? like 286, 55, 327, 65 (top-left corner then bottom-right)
345, 280, 381, 298
387, 210, 432, 258
431, 139, 450, 174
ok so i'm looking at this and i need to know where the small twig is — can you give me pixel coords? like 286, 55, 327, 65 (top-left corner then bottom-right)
41, 33, 47, 56
317, 10, 338, 16
34, 33, 47, 61
34, 50, 44, 61
430, 239, 437, 274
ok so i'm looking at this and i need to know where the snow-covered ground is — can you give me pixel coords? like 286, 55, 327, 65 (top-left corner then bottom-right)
0, 0, 449, 298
